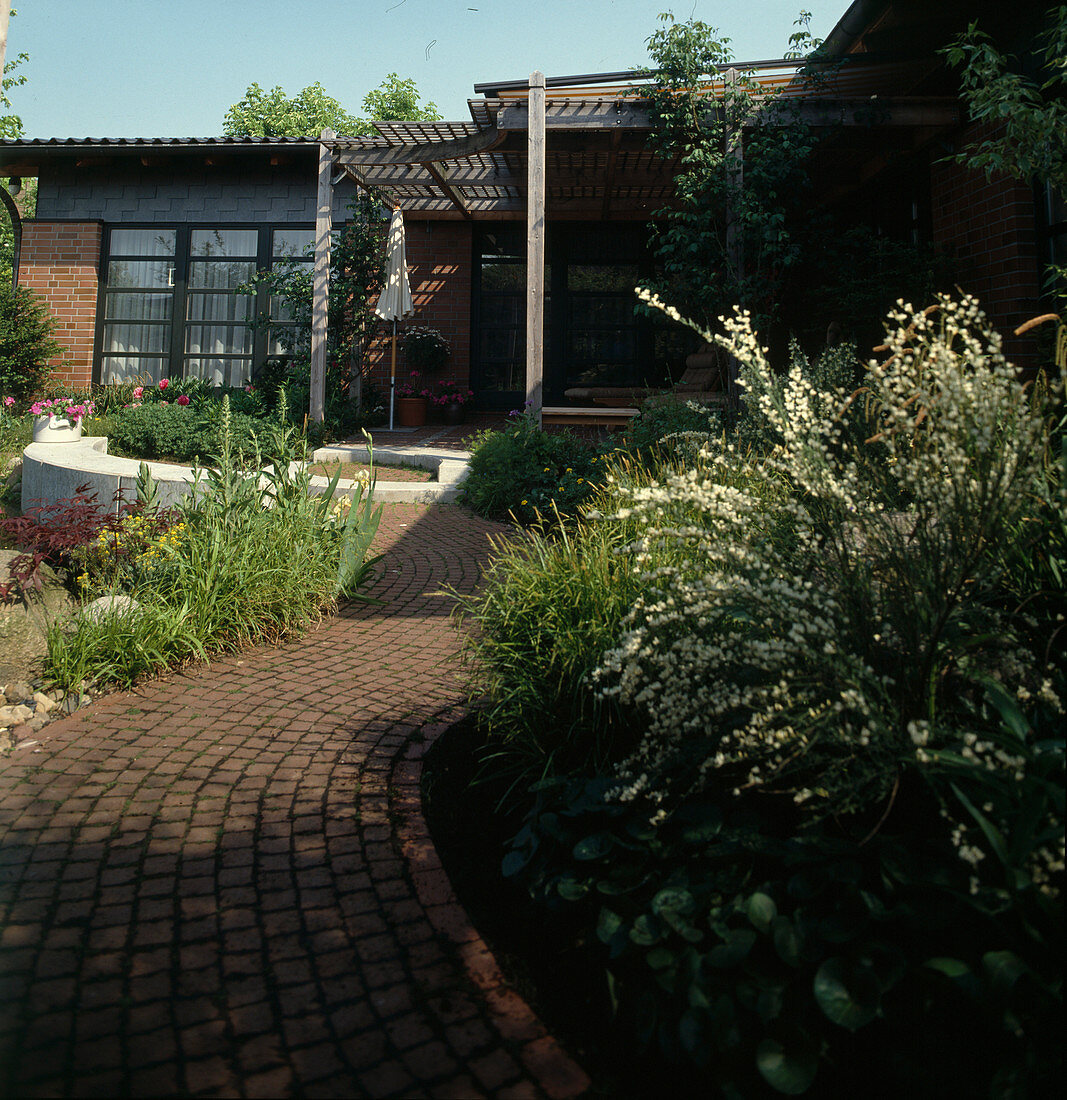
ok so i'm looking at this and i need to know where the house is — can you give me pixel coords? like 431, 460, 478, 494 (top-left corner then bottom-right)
1, 0, 1057, 420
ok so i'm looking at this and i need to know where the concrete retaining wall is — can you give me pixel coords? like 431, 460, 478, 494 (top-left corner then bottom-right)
21, 439, 469, 514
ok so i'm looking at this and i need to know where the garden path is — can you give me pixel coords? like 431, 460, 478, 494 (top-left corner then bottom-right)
0, 502, 589, 1099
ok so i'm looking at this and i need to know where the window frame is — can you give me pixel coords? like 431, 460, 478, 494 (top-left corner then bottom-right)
93, 221, 315, 387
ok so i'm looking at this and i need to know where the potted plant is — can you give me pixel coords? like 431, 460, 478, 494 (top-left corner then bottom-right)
402, 326, 451, 375
431, 382, 475, 425
395, 371, 432, 427
30, 397, 95, 443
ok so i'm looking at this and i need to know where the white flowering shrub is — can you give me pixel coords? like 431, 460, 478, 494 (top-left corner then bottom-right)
595, 295, 1063, 890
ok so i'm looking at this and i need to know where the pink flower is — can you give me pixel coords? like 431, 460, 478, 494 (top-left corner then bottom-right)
132, 386, 144, 399
158, 378, 169, 391
2, 395, 13, 407
176, 394, 190, 406
160, 400, 169, 406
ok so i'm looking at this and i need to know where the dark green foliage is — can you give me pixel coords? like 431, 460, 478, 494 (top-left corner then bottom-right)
103, 402, 267, 465
787, 224, 959, 352
639, 15, 816, 334
618, 398, 723, 464
0, 282, 65, 402
460, 412, 602, 525
504, 767, 1063, 1097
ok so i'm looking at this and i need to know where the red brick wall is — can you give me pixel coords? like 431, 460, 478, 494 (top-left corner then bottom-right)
930, 121, 1042, 369
365, 220, 472, 397
18, 221, 102, 389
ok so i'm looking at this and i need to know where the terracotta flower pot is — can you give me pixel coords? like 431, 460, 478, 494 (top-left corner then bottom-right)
396, 396, 428, 427
442, 401, 466, 425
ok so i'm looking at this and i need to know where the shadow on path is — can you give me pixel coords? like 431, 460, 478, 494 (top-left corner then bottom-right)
0, 503, 588, 1099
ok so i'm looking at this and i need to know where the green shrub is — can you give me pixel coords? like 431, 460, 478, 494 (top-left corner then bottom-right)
461, 411, 602, 525
102, 402, 270, 464
618, 396, 722, 464
474, 294, 1064, 1094
45, 402, 381, 691
457, 511, 644, 790
0, 282, 65, 402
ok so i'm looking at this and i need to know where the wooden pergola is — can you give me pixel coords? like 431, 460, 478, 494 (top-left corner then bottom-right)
307, 62, 959, 424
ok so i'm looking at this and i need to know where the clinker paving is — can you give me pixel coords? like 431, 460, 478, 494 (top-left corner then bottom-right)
0, 502, 590, 1099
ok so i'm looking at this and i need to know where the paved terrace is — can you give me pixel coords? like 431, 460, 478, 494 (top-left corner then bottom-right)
0, 502, 590, 1098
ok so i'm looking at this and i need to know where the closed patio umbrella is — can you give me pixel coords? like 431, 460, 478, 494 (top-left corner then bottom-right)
374, 208, 414, 431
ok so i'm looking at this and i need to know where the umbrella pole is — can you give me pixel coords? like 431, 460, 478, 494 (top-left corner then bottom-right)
389, 320, 397, 432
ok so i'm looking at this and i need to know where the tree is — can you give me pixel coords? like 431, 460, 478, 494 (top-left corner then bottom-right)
360, 72, 441, 126
637, 14, 816, 338
223, 81, 361, 137
944, 7, 1067, 303
223, 73, 441, 138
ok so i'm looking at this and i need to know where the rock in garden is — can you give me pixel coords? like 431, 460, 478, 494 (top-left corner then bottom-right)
5, 681, 35, 704
79, 595, 142, 623
32, 691, 57, 714
0, 704, 33, 725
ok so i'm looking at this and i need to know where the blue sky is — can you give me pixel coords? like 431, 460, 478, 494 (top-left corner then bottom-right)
7, 0, 847, 138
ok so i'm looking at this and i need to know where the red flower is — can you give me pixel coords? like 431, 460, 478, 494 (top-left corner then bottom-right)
158, 378, 169, 391
176, 394, 190, 406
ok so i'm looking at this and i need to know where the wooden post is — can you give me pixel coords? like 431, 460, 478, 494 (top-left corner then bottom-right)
724, 68, 744, 290
723, 69, 744, 402
526, 72, 546, 425
310, 128, 335, 424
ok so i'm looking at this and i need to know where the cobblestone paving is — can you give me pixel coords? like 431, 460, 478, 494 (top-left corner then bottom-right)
0, 503, 590, 1099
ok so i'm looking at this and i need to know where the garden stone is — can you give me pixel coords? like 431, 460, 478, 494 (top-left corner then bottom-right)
79, 595, 142, 624
25, 713, 50, 733
6, 680, 35, 704
0, 704, 33, 725
32, 691, 57, 714
0, 730, 14, 753
62, 693, 88, 715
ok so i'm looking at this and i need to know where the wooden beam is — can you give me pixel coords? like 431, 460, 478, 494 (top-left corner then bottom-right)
526, 73, 546, 424
600, 130, 622, 218
334, 127, 505, 167
310, 128, 335, 425
498, 100, 650, 131
424, 160, 471, 218
752, 96, 959, 128
495, 96, 959, 132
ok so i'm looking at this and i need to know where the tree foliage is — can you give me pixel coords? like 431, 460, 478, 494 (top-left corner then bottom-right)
223, 73, 441, 138
638, 14, 816, 336
222, 81, 362, 137
0, 282, 65, 401
360, 72, 441, 127
943, 7, 1067, 193
944, 7, 1067, 303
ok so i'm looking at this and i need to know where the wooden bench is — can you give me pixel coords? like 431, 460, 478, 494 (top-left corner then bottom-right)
541, 405, 639, 427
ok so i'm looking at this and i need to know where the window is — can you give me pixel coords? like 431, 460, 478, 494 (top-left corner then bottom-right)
471, 222, 677, 406
100, 229, 177, 385
96, 223, 313, 387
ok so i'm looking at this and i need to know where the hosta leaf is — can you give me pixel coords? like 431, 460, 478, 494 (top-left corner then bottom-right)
756, 1037, 818, 1094
773, 917, 802, 967
501, 849, 528, 878
630, 913, 663, 946
813, 957, 881, 1031
747, 891, 777, 933
555, 876, 590, 901
708, 928, 757, 968
573, 832, 614, 861
596, 908, 623, 945
652, 886, 696, 915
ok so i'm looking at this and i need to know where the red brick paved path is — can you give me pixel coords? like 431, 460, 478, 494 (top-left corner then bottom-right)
0, 503, 590, 1099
